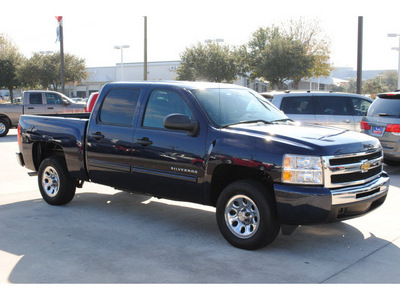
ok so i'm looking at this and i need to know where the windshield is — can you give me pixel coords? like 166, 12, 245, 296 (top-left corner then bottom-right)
191, 88, 288, 127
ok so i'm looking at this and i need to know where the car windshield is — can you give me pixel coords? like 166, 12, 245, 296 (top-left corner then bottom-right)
367, 97, 400, 118
191, 88, 288, 127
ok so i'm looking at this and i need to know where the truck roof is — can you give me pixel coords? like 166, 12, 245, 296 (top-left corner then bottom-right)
104, 81, 246, 90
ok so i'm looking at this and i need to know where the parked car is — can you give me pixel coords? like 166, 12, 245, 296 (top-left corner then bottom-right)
361, 91, 400, 165
0, 90, 86, 137
16, 81, 389, 250
270, 91, 373, 132
85, 92, 99, 112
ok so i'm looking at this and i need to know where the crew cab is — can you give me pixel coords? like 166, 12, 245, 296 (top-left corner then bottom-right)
0, 90, 85, 137
16, 82, 390, 250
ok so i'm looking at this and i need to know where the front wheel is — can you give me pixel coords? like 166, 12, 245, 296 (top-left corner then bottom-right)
216, 180, 280, 250
38, 157, 77, 205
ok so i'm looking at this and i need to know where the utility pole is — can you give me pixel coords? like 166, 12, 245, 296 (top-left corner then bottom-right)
356, 16, 363, 95
144, 16, 148, 81
56, 16, 65, 94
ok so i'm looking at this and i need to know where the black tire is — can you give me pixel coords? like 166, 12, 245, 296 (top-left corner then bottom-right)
0, 119, 10, 137
38, 156, 77, 205
216, 180, 280, 250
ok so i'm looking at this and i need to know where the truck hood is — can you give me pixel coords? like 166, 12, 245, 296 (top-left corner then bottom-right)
224, 122, 381, 156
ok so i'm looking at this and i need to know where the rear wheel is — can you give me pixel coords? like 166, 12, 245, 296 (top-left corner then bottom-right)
216, 180, 280, 250
38, 157, 77, 205
0, 119, 9, 137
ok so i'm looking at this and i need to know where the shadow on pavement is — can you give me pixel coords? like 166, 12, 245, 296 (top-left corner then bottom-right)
1, 191, 399, 284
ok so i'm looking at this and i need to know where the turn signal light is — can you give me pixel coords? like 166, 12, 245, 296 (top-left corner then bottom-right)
360, 121, 371, 130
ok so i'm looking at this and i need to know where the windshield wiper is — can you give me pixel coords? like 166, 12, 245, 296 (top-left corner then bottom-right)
222, 120, 272, 128
378, 113, 396, 117
271, 118, 293, 123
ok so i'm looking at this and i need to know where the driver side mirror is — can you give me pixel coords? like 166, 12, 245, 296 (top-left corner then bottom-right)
163, 113, 199, 135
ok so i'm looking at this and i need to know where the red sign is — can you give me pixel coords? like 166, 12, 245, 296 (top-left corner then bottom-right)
55, 16, 63, 23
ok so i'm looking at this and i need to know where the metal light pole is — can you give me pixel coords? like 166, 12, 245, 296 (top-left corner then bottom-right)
388, 33, 400, 90
144, 16, 148, 81
114, 45, 130, 81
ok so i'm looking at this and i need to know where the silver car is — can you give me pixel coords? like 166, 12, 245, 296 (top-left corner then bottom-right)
361, 91, 400, 165
270, 91, 372, 132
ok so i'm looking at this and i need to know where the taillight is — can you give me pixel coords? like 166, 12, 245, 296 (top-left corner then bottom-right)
360, 121, 370, 130
386, 124, 400, 133
17, 124, 21, 147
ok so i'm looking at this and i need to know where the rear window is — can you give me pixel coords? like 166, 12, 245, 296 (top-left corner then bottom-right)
280, 96, 314, 114
367, 97, 400, 118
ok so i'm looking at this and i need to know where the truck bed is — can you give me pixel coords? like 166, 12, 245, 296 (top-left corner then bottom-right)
18, 113, 90, 180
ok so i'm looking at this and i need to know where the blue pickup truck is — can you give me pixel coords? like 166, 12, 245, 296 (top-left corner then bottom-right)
16, 81, 390, 250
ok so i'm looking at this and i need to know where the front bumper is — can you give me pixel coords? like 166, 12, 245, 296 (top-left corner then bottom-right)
274, 172, 390, 225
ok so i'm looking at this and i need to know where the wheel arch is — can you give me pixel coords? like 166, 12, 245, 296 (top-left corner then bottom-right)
33, 141, 66, 171
209, 164, 275, 207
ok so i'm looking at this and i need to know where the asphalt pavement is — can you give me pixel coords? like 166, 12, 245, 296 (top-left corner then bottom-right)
1, 129, 400, 288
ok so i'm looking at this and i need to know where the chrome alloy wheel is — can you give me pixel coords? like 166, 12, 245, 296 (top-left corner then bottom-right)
42, 166, 60, 197
0, 123, 5, 135
224, 195, 260, 239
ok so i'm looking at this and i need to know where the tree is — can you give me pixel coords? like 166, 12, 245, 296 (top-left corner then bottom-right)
283, 18, 333, 88
242, 19, 333, 90
177, 41, 239, 82
18, 52, 88, 91
245, 27, 314, 89
0, 34, 23, 101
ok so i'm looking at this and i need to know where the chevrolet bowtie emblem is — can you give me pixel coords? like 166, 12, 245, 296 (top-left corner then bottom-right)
360, 160, 371, 173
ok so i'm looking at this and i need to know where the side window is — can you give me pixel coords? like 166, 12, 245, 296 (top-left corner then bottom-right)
315, 96, 349, 115
143, 89, 193, 129
45, 93, 63, 105
280, 96, 314, 114
350, 98, 371, 116
29, 93, 43, 104
99, 88, 140, 126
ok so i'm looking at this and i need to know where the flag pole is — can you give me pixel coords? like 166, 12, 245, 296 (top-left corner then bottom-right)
56, 16, 65, 94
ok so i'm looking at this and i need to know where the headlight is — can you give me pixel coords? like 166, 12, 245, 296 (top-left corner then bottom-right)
282, 154, 323, 185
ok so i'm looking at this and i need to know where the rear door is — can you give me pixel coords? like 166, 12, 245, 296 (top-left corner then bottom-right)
25, 92, 47, 114
86, 87, 141, 190
279, 96, 317, 125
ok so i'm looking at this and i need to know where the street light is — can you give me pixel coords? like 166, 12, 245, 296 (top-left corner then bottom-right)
114, 45, 130, 81
388, 33, 400, 89
204, 38, 224, 43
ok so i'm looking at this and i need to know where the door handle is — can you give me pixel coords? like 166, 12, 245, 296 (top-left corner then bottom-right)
90, 132, 105, 140
342, 119, 351, 123
48, 107, 54, 109
137, 137, 153, 146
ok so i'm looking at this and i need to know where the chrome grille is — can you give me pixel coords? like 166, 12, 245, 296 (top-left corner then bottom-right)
323, 149, 384, 188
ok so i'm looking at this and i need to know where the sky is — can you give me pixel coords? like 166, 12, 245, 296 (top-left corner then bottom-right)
1, 0, 400, 71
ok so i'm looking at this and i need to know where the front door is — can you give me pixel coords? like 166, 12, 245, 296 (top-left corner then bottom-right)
131, 87, 206, 203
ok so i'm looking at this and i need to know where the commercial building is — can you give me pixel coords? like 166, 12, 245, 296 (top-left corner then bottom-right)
68, 60, 394, 98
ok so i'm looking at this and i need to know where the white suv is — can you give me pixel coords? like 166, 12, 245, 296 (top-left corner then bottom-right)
269, 91, 372, 132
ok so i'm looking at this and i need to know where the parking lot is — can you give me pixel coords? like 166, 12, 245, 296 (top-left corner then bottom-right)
1, 128, 400, 285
